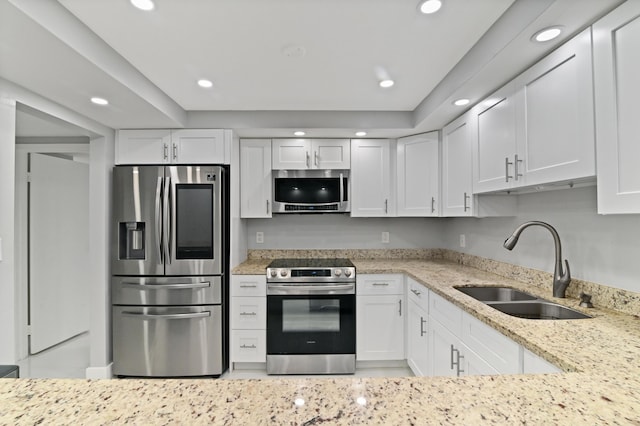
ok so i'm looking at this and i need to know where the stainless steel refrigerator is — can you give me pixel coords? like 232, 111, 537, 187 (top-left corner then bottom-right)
111, 165, 227, 377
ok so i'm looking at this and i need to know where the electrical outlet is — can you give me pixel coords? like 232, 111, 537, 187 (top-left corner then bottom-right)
256, 232, 264, 244
381, 231, 390, 244
459, 234, 466, 248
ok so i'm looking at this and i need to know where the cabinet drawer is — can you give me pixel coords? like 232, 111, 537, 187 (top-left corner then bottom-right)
429, 291, 462, 335
231, 275, 266, 297
461, 312, 520, 374
407, 277, 428, 311
357, 274, 404, 295
231, 330, 266, 363
231, 297, 266, 330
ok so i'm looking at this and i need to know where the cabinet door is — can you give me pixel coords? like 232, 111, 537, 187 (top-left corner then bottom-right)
231, 330, 266, 363
240, 139, 272, 218
397, 132, 439, 217
522, 348, 561, 374
231, 296, 266, 330
473, 83, 517, 193
442, 113, 474, 216
514, 28, 595, 188
407, 299, 429, 376
594, 2, 640, 214
356, 294, 404, 360
171, 129, 225, 164
116, 129, 171, 165
429, 318, 458, 377
272, 139, 310, 169
461, 312, 520, 374
351, 139, 394, 217
312, 139, 351, 169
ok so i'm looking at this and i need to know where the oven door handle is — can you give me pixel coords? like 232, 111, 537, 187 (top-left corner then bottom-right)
268, 284, 354, 293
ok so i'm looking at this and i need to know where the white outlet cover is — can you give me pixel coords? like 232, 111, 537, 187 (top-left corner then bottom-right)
382, 232, 390, 244
256, 232, 264, 244
459, 234, 466, 248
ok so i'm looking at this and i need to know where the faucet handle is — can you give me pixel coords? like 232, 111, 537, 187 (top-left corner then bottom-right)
562, 259, 571, 282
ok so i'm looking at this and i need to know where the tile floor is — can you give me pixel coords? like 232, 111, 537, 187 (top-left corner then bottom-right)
15, 334, 413, 380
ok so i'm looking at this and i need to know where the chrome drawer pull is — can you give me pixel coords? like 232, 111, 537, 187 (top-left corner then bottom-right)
239, 312, 257, 316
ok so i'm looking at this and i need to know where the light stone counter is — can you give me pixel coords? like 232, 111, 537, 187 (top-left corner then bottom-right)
2, 253, 639, 424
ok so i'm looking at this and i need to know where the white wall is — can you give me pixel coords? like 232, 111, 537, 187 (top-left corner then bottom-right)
443, 186, 640, 294
247, 215, 445, 249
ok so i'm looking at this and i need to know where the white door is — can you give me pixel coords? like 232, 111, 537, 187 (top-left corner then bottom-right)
115, 129, 171, 165
240, 139, 272, 218
272, 139, 311, 169
312, 139, 351, 169
356, 294, 404, 360
171, 129, 225, 164
29, 153, 89, 353
397, 132, 439, 217
350, 139, 394, 217
442, 113, 474, 216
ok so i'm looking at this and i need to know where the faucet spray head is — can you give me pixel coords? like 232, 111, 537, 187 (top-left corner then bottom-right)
503, 234, 519, 250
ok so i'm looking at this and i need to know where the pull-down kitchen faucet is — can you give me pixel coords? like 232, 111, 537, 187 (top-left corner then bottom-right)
503, 221, 571, 298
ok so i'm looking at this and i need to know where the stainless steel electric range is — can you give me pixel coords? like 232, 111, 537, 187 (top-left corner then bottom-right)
266, 258, 356, 375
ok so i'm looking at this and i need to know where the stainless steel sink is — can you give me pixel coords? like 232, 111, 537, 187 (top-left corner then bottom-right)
486, 301, 591, 320
455, 286, 537, 302
454, 286, 591, 320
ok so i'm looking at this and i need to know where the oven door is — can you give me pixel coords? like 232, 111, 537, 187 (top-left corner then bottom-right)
267, 293, 355, 355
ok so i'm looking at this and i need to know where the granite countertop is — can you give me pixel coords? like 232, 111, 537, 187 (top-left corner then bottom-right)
2, 257, 639, 424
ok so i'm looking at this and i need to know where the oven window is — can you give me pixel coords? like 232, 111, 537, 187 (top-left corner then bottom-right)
282, 299, 340, 333
274, 178, 340, 203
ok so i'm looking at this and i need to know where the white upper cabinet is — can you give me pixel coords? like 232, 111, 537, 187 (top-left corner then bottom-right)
116, 129, 228, 164
350, 139, 395, 217
473, 83, 518, 193
397, 132, 440, 217
442, 112, 474, 216
473, 28, 595, 194
513, 28, 595, 188
593, 2, 640, 214
272, 139, 350, 169
240, 139, 272, 218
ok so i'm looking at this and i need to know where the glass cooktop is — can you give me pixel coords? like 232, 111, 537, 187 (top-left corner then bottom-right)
267, 258, 355, 269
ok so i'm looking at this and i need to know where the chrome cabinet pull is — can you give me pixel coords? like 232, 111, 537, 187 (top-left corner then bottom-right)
372, 282, 389, 286
239, 311, 257, 316
450, 345, 465, 376
420, 316, 426, 336
163, 143, 169, 160
306, 151, 310, 168
239, 284, 257, 288
505, 157, 513, 182
411, 288, 421, 296
431, 197, 436, 214
385, 199, 388, 214
457, 353, 465, 376
515, 154, 523, 181
266, 199, 270, 215
463, 192, 470, 212
314, 151, 319, 166
398, 299, 402, 316
240, 344, 257, 349
172, 143, 178, 161
450, 344, 456, 370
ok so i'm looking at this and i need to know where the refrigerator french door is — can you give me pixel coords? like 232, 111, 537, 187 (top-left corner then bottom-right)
112, 165, 222, 276
111, 165, 226, 377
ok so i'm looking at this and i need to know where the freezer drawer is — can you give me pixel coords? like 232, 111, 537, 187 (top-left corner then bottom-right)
112, 305, 222, 377
112, 276, 222, 306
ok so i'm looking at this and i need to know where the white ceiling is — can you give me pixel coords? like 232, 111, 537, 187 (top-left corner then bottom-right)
1, 0, 626, 138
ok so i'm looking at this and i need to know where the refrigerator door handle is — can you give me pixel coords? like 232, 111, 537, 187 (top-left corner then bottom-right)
121, 281, 211, 289
155, 176, 163, 263
121, 311, 211, 320
164, 175, 172, 264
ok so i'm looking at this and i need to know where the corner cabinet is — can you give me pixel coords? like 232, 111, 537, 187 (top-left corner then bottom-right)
240, 139, 272, 218
116, 129, 229, 165
272, 139, 350, 170
351, 139, 396, 217
396, 132, 439, 217
356, 274, 404, 361
473, 28, 596, 194
593, 1, 640, 214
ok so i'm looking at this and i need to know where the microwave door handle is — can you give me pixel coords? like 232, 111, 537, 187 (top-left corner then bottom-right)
155, 177, 163, 263
340, 173, 345, 202
164, 175, 172, 264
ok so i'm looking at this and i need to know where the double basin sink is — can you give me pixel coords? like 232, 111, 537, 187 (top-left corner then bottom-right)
455, 286, 591, 320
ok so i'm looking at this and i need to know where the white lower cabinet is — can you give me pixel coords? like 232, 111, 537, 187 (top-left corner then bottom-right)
230, 275, 267, 366
406, 277, 429, 376
523, 348, 562, 374
356, 274, 405, 361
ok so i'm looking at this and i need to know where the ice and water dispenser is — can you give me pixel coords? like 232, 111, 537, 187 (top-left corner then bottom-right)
119, 222, 145, 260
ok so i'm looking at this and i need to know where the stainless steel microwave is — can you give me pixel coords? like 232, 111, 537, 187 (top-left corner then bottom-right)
272, 170, 350, 213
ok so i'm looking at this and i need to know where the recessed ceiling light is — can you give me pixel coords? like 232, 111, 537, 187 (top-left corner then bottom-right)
453, 98, 470, 106
379, 79, 395, 88
197, 79, 213, 88
532, 26, 563, 43
130, 0, 155, 11
355, 131, 367, 137
418, 0, 442, 14
294, 131, 306, 136
90, 97, 109, 106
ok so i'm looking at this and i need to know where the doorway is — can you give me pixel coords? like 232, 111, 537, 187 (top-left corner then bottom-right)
14, 104, 92, 377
